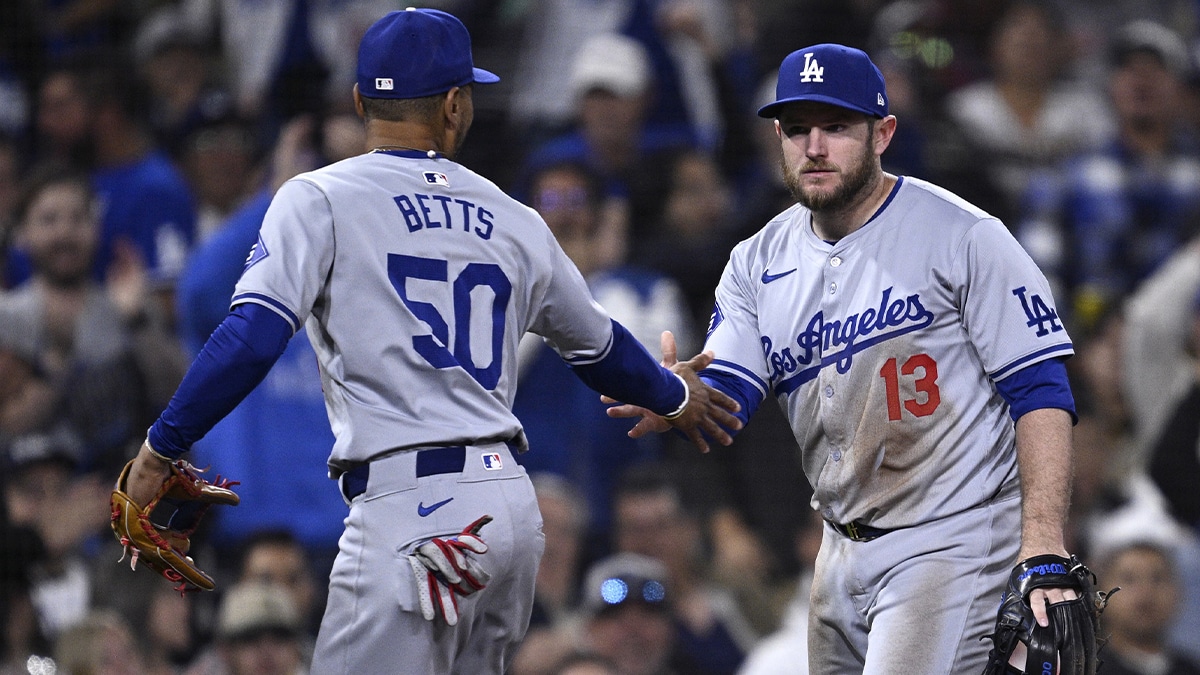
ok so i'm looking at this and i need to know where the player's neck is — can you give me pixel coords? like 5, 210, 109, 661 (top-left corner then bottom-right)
364, 119, 447, 158
810, 172, 897, 242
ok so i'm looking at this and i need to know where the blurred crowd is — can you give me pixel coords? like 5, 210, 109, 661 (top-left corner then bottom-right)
2, 0, 1200, 674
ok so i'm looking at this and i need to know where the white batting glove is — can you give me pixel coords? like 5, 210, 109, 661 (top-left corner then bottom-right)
408, 515, 493, 625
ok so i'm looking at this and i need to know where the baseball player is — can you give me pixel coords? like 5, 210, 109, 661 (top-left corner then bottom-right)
610, 44, 1086, 673
116, 8, 740, 674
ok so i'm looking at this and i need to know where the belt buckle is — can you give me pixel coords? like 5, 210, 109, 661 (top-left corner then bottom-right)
844, 521, 861, 541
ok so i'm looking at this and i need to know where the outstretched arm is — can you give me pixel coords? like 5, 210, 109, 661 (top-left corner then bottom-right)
124, 303, 293, 507
605, 331, 743, 452
1014, 406, 1077, 626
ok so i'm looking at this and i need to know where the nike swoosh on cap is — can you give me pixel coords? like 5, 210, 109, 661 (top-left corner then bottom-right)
418, 497, 454, 517
761, 268, 797, 284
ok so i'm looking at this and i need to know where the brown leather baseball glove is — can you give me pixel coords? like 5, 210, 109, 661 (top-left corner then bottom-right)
110, 458, 239, 593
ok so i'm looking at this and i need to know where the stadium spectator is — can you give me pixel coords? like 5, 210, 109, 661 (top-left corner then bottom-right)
512, 160, 693, 548
505, 0, 724, 147
180, 0, 396, 139
520, 32, 697, 236
132, 12, 234, 160
0, 166, 186, 472
633, 148, 738, 329
181, 118, 261, 242
736, 508, 825, 675
1017, 19, 1200, 331
1122, 236, 1200, 523
578, 552, 699, 675
1092, 530, 1200, 674
175, 114, 349, 564
184, 580, 309, 675
944, 0, 1113, 221
53, 610, 151, 675
509, 474, 592, 675
24, 59, 198, 311
1, 430, 109, 643
235, 530, 322, 640
610, 464, 759, 674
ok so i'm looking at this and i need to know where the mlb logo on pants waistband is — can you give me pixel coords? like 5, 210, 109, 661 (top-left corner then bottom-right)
482, 453, 502, 470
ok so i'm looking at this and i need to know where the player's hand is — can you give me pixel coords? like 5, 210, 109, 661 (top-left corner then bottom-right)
1027, 586, 1080, 628
605, 331, 742, 453
125, 440, 176, 508
1017, 546, 1078, 627
408, 515, 493, 626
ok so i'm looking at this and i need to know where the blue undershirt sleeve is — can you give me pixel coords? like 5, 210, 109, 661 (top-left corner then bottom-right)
148, 303, 294, 459
567, 320, 686, 416
993, 356, 1077, 423
700, 369, 760, 436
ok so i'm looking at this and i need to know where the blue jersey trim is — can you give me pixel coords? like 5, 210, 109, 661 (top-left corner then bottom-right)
232, 292, 301, 333
708, 359, 770, 394
700, 369, 762, 432
562, 330, 614, 366
148, 304, 293, 458
993, 357, 1077, 423
373, 149, 444, 159
865, 176, 904, 226
567, 319, 684, 415
990, 344, 1074, 380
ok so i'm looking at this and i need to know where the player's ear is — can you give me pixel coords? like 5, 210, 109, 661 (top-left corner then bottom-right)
352, 84, 365, 120
872, 115, 897, 156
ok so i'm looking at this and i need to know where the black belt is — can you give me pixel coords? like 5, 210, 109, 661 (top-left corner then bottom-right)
825, 518, 893, 542
342, 446, 466, 501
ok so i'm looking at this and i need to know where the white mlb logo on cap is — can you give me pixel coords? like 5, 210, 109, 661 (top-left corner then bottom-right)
376, 78, 394, 90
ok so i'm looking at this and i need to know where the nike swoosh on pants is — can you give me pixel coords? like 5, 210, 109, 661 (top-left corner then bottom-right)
418, 497, 454, 517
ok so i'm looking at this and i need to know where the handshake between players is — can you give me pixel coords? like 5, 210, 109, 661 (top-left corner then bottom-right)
605, 331, 743, 453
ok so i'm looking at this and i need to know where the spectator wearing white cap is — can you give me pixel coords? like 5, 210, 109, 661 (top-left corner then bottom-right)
184, 580, 308, 675
520, 32, 699, 256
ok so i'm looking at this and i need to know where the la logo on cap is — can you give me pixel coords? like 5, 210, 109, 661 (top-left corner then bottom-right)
376, 77, 393, 90
799, 52, 824, 83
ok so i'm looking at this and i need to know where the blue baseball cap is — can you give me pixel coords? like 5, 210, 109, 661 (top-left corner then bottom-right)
758, 44, 888, 119
356, 8, 499, 100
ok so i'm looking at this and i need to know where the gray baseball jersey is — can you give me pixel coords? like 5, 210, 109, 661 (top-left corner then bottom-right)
233, 150, 614, 471
704, 176, 1073, 529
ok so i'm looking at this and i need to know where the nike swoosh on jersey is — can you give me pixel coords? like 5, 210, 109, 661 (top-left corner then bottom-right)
417, 497, 454, 517
761, 268, 797, 284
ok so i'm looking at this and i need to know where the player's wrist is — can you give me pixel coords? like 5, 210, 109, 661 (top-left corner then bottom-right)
662, 372, 689, 420
143, 437, 175, 464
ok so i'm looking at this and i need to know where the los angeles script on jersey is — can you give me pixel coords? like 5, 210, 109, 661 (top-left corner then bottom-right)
393, 192, 495, 240
765, 286, 934, 392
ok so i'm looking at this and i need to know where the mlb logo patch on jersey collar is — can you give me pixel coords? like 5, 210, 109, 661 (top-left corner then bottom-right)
481, 452, 503, 470
424, 171, 450, 187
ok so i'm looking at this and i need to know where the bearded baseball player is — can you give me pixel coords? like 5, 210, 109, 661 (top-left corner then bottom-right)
113, 8, 741, 674
610, 44, 1114, 673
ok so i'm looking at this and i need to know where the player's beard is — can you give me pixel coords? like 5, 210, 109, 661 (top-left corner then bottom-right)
783, 135, 878, 214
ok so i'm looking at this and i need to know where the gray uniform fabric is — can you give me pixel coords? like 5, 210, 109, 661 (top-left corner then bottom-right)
232, 150, 618, 673
704, 177, 1072, 672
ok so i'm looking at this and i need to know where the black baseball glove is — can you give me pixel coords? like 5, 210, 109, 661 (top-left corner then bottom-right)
981, 554, 1119, 675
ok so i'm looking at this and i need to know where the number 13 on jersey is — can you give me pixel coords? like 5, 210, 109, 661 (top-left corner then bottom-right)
879, 353, 941, 421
